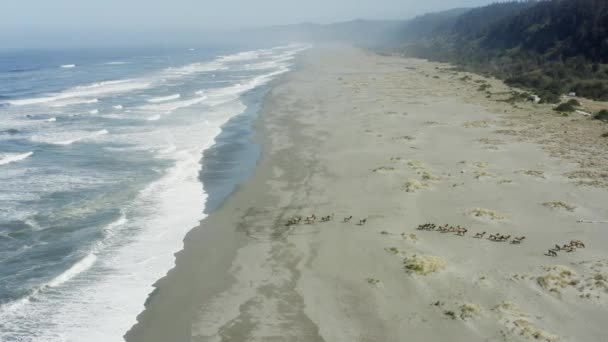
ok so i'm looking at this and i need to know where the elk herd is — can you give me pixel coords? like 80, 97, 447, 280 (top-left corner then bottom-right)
417, 222, 585, 256
545, 240, 585, 257
284, 214, 368, 227
284, 216, 586, 258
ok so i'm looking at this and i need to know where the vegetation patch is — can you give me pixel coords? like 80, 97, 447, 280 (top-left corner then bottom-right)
401, 233, 419, 243
469, 208, 505, 220
372, 166, 397, 173
459, 303, 483, 320
594, 109, 608, 122
554, 102, 576, 113
403, 254, 447, 275
403, 179, 426, 192
478, 83, 491, 92
516, 169, 546, 178
366, 278, 382, 286
475, 170, 496, 179
463, 120, 491, 128
542, 201, 576, 212
537, 265, 579, 296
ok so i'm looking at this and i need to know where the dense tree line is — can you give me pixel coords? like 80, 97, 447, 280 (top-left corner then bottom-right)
392, 0, 608, 101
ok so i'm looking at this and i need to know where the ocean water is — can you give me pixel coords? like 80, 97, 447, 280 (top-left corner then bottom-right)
0, 42, 309, 341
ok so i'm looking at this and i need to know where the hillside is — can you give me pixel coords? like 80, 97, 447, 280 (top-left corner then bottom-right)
393, 0, 608, 101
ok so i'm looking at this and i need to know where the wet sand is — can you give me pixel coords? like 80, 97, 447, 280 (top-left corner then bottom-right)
126, 46, 608, 342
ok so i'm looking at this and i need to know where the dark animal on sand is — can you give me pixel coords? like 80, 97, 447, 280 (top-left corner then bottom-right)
562, 245, 575, 252
343, 216, 353, 223
570, 240, 585, 248
305, 214, 317, 224
546, 250, 558, 257
511, 236, 526, 244
358, 218, 367, 226
474, 232, 486, 239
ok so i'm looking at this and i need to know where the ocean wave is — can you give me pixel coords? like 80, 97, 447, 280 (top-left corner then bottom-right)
219, 50, 262, 62
146, 114, 162, 121
202, 66, 290, 107
163, 61, 227, 79
137, 95, 208, 114
8, 67, 39, 73
46, 254, 97, 288
0, 152, 33, 166
60, 64, 76, 69
103, 212, 128, 238
0, 251, 98, 317
34, 129, 109, 146
113, 104, 123, 110
89, 109, 99, 114
49, 98, 98, 108
147, 93, 181, 103
104, 61, 129, 65
45, 117, 57, 122
6, 80, 151, 107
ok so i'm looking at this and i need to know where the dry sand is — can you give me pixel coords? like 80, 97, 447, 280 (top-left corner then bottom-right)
126, 46, 608, 342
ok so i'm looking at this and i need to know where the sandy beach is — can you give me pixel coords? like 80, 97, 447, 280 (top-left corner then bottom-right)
126, 46, 608, 342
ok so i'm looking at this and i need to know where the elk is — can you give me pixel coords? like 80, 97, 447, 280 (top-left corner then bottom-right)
511, 236, 526, 244
474, 232, 486, 239
570, 240, 585, 248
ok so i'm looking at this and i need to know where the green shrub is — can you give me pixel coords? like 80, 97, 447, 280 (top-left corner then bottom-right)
594, 109, 608, 122
554, 103, 575, 112
478, 84, 491, 91
566, 99, 581, 107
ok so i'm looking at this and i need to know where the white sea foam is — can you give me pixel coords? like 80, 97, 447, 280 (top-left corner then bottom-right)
41, 129, 109, 146
163, 61, 227, 79
49, 98, 99, 108
219, 50, 262, 62
46, 254, 97, 288
146, 114, 162, 121
137, 95, 208, 114
89, 109, 99, 115
29, 100, 247, 342
60, 64, 76, 69
113, 105, 123, 110
7, 80, 151, 107
0, 212, 126, 321
46, 117, 57, 122
104, 61, 129, 65
0, 152, 33, 166
102, 212, 128, 239
147, 93, 181, 103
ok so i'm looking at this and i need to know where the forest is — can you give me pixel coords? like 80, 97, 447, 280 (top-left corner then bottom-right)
392, 0, 608, 102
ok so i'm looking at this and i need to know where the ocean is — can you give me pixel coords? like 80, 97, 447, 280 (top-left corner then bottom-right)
0, 42, 308, 341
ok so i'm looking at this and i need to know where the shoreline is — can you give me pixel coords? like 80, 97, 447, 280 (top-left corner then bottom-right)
125, 63, 293, 342
127, 46, 608, 341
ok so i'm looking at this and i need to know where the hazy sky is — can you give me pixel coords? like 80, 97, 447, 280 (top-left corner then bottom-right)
3, 0, 498, 47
